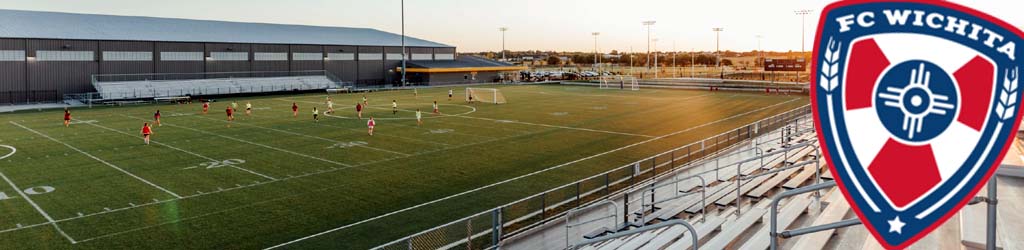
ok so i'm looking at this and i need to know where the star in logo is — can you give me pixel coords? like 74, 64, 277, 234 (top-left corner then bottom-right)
888, 216, 906, 234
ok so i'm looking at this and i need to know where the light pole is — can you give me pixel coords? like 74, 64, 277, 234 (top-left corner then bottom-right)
652, 38, 659, 78
795, 10, 812, 53
672, 41, 677, 77
499, 27, 508, 61
756, 35, 763, 68
643, 21, 656, 74
400, 0, 406, 86
713, 28, 724, 77
592, 32, 600, 71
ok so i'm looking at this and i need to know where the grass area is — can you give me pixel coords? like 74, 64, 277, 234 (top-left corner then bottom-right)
0, 84, 807, 249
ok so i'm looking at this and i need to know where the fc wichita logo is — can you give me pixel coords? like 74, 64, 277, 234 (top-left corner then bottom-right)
811, 0, 1023, 248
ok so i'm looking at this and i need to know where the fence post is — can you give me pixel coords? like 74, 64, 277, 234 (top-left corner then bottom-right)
576, 182, 581, 207
492, 208, 502, 246
466, 219, 472, 250
623, 192, 630, 225
541, 192, 547, 220
605, 173, 610, 195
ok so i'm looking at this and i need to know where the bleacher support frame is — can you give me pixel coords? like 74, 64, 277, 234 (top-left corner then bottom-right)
571, 219, 698, 250
564, 200, 619, 249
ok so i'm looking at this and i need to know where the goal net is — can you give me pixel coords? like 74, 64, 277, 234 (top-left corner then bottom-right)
466, 88, 506, 104
599, 76, 639, 91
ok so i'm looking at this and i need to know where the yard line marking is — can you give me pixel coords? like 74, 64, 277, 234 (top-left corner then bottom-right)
266, 97, 802, 249
0, 171, 76, 243
10, 121, 183, 199
85, 122, 277, 181
123, 115, 355, 168
189, 114, 412, 157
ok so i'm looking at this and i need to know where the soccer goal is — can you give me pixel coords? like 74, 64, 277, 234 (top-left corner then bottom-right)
599, 76, 639, 91
466, 88, 506, 104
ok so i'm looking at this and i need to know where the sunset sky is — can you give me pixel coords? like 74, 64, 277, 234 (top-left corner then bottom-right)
2, 0, 1020, 52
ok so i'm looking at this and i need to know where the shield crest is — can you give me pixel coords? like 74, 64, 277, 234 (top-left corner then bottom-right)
811, 0, 1023, 248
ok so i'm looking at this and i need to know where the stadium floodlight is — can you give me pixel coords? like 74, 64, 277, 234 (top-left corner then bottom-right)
592, 32, 600, 71
499, 27, 509, 61
643, 21, 656, 73
400, 0, 407, 86
712, 28, 724, 70
795, 9, 813, 53
652, 38, 659, 78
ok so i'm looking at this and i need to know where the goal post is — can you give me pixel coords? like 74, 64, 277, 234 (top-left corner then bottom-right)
465, 87, 506, 104
598, 76, 639, 91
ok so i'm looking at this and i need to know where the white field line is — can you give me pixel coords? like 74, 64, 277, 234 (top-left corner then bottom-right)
9, 121, 183, 199
123, 115, 355, 168
362, 104, 657, 138
189, 114, 412, 157
0, 170, 77, 243
265, 97, 802, 249
0, 118, 564, 238
279, 98, 498, 140
0, 145, 15, 160
85, 122, 277, 181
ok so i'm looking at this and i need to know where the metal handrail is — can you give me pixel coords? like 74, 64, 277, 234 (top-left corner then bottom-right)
640, 175, 707, 224
565, 200, 619, 249
769, 181, 837, 250
571, 219, 698, 250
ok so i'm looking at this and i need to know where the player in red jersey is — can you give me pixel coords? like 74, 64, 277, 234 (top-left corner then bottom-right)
226, 106, 235, 121
202, 101, 209, 114
356, 102, 363, 119
292, 102, 299, 117
153, 110, 162, 126
140, 122, 153, 145
367, 117, 376, 136
63, 108, 71, 127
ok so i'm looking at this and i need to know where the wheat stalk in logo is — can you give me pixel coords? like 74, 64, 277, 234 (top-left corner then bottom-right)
996, 68, 1019, 121
820, 37, 842, 93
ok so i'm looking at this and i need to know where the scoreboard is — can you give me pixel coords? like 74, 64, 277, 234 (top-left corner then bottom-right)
764, 58, 806, 71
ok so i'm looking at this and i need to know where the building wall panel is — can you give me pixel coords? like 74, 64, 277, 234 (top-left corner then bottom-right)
290, 45, 324, 72
357, 46, 384, 85
325, 45, 357, 82
98, 41, 154, 75
155, 42, 205, 74
26, 39, 98, 101
252, 44, 289, 72
205, 43, 251, 73
0, 38, 26, 103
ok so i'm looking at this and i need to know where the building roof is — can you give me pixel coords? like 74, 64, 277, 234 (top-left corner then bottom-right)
403, 55, 524, 73
0, 9, 452, 48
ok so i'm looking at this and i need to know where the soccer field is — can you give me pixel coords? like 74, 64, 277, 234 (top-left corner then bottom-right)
0, 84, 807, 249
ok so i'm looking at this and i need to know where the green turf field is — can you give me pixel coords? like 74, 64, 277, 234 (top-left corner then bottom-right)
0, 84, 807, 249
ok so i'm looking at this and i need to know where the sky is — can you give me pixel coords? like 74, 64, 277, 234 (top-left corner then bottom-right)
0, 0, 1021, 53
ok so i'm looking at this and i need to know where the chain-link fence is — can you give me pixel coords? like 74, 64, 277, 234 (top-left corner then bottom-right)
373, 105, 812, 250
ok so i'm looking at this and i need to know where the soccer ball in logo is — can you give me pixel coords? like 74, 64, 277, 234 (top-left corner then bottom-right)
811, 0, 1023, 248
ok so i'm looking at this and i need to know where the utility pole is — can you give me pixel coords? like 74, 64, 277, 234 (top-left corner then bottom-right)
672, 41, 676, 78
592, 32, 601, 71
400, 0, 406, 86
643, 21, 656, 75
499, 27, 508, 61
756, 35, 763, 67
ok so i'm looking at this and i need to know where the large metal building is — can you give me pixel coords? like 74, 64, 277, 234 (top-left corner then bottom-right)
0, 9, 459, 104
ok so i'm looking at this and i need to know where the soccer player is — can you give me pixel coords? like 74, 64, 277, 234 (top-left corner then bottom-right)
432, 101, 439, 114
245, 102, 253, 116
392, 100, 398, 115
202, 101, 209, 114
153, 110, 162, 127
292, 102, 299, 117
468, 94, 474, 104
140, 122, 153, 145
63, 108, 71, 127
416, 109, 423, 126
448, 89, 453, 101
226, 105, 235, 121
362, 95, 368, 105
326, 97, 335, 114
367, 117, 376, 136
312, 107, 320, 122
356, 102, 363, 119
231, 101, 238, 112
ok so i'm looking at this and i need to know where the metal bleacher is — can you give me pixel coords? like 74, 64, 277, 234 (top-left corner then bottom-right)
87, 70, 347, 101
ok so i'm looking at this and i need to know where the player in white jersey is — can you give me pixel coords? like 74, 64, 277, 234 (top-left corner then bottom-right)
392, 100, 398, 115
326, 97, 335, 114
416, 109, 423, 126
448, 89, 454, 101
245, 102, 253, 116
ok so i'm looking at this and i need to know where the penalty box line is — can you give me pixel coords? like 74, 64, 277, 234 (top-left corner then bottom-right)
84, 121, 277, 181
265, 97, 803, 249
9, 121, 183, 199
